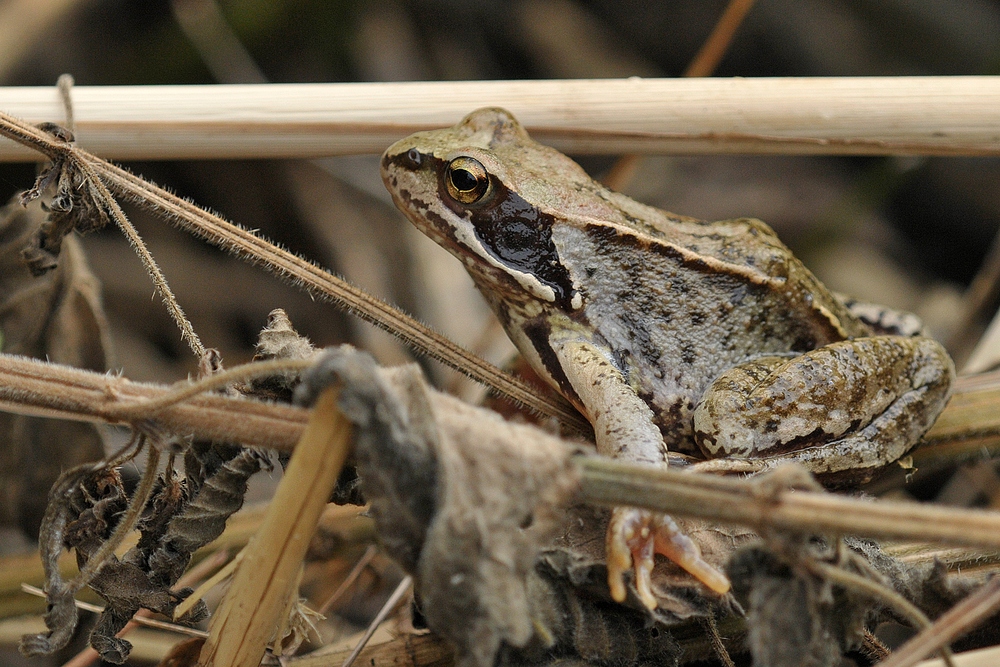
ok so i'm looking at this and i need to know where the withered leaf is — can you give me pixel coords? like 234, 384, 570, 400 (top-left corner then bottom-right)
295, 347, 993, 667
297, 347, 686, 667
19, 132, 110, 277
21, 313, 312, 663
0, 194, 111, 537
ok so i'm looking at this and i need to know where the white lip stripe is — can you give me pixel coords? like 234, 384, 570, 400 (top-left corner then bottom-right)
447, 210, 558, 303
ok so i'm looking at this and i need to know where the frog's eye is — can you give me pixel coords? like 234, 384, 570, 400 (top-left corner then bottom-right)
445, 157, 491, 204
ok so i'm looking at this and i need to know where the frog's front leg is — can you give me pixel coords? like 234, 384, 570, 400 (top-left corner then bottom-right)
553, 339, 731, 607
693, 335, 954, 479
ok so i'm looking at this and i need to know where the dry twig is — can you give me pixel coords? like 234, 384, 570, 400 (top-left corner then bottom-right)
683, 0, 758, 77
339, 576, 413, 667
19, 585, 208, 639
317, 544, 378, 615
878, 578, 1000, 667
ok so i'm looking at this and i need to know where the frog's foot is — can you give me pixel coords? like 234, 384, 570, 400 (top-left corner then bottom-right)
607, 507, 730, 609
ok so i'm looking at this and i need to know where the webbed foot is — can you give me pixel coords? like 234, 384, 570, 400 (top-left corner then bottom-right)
607, 507, 730, 609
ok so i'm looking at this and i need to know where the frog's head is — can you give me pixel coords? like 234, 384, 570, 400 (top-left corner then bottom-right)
381, 107, 590, 310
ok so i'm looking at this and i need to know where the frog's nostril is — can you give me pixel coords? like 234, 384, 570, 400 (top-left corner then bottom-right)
402, 148, 423, 169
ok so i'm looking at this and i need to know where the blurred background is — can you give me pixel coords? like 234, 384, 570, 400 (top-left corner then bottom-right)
1, 1, 1000, 663
2, 0, 998, 383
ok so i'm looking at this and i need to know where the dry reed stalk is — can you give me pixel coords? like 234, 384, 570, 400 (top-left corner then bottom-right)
1, 77, 1000, 160
878, 578, 1000, 667
916, 370, 1000, 465
0, 352, 997, 462
914, 644, 1000, 667
197, 387, 351, 667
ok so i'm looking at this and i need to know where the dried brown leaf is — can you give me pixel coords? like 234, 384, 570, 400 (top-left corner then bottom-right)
0, 195, 111, 536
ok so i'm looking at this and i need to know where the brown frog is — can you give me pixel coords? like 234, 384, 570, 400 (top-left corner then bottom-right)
380, 108, 954, 609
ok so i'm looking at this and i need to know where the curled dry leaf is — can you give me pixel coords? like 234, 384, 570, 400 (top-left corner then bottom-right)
18, 124, 110, 277
0, 193, 111, 537
20, 313, 326, 663
20, 433, 267, 662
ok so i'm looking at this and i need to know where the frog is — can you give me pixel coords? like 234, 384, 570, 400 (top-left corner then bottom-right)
379, 107, 955, 610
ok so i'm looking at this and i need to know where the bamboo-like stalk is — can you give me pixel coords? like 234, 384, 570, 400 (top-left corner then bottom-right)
198, 387, 351, 667
1, 77, 999, 161
915, 371, 1000, 466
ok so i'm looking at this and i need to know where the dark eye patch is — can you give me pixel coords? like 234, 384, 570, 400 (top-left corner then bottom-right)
396, 151, 576, 308
464, 182, 575, 308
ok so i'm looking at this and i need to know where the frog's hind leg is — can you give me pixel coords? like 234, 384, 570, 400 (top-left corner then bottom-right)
692, 335, 954, 481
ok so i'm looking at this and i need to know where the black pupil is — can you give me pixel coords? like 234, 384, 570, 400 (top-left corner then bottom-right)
451, 168, 479, 192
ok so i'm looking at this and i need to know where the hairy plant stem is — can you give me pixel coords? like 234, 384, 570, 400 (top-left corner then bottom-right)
579, 457, 1000, 551
0, 108, 588, 434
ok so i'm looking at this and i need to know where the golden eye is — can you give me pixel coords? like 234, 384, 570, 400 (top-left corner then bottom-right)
446, 157, 490, 204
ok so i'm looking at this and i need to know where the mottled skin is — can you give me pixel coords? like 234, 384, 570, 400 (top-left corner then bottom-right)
381, 108, 955, 608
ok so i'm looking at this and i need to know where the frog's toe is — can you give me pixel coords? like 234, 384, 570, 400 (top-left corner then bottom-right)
606, 508, 731, 609
606, 507, 658, 609
652, 515, 731, 595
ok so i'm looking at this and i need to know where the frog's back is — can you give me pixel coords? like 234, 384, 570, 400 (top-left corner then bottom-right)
549, 211, 868, 449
